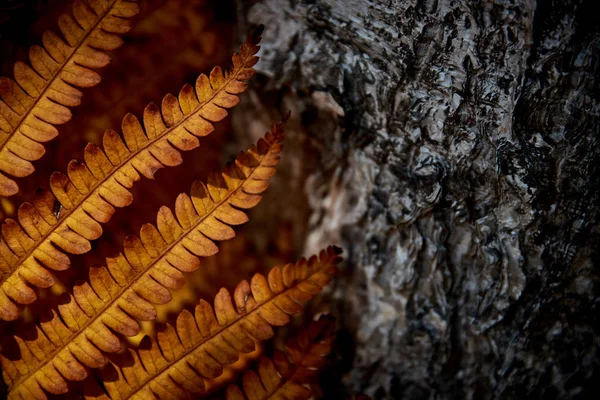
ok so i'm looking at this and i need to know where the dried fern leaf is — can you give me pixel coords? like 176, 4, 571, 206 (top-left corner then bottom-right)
1, 125, 283, 399
74, 344, 265, 400
0, 0, 140, 196
0, 30, 263, 321
63, 0, 235, 144
96, 247, 342, 400
225, 314, 336, 400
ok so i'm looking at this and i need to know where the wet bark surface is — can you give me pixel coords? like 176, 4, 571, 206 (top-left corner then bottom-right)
235, 0, 600, 398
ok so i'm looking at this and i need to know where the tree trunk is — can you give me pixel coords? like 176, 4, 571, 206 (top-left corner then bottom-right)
234, 0, 600, 398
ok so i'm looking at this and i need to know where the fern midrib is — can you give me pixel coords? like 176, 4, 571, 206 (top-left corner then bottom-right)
9, 135, 274, 393
1, 47, 253, 291
127, 262, 331, 399
0, 0, 120, 150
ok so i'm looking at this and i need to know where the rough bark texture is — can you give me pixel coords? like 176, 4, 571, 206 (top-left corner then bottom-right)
234, 0, 600, 398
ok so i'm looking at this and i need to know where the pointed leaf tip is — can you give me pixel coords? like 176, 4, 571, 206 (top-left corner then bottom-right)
251, 24, 265, 44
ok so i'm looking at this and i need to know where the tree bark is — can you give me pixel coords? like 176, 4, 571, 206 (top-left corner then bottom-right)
234, 0, 600, 398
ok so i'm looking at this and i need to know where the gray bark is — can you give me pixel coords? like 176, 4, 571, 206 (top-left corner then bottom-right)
234, 0, 600, 398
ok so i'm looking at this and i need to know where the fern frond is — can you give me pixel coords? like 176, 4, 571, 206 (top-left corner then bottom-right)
0, 30, 263, 321
0, 125, 283, 399
96, 247, 341, 400
225, 314, 336, 400
63, 0, 235, 142
0, 0, 140, 196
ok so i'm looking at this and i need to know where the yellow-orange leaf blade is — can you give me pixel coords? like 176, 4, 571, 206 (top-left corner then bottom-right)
2, 123, 283, 400
0, 30, 263, 321
0, 0, 140, 196
225, 314, 336, 400
93, 247, 342, 400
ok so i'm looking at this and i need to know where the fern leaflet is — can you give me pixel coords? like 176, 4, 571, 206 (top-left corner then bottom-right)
0, 0, 140, 196
1, 124, 283, 399
94, 247, 341, 399
0, 30, 263, 321
225, 314, 336, 400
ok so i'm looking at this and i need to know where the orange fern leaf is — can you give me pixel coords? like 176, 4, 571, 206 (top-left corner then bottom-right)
62, 0, 236, 142
91, 247, 342, 400
75, 345, 266, 400
0, 29, 263, 321
0, 0, 140, 196
0, 125, 283, 399
225, 314, 336, 400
